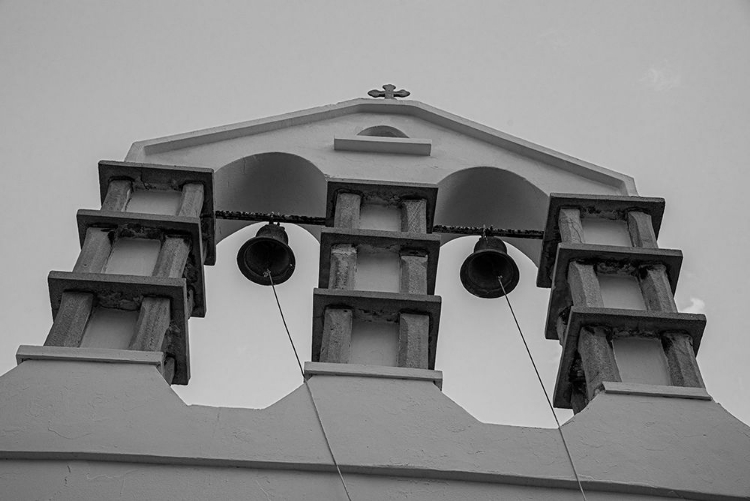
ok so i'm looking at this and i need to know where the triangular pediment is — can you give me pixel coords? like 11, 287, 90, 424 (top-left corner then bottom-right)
126, 98, 636, 195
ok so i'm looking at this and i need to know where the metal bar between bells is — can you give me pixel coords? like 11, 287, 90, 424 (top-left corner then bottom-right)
215, 210, 327, 226
214, 211, 544, 240
432, 224, 544, 240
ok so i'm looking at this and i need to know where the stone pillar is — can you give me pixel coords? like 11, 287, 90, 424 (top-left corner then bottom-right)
398, 313, 429, 369
662, 333, 705, 388
542, 194, 706, 412
101, 179, 132, 211
328, 245, 357, 289
627, 211, 658, 249
320, 308, 353, 363
334, 193, 361, 229
578, 326, 621, 400
313, 179, 441, 373
558, 208, 584, 244
400, 252, 428, 295
401, 199, 427, 233
44, 292, 94, 347
42, 160, 214, 385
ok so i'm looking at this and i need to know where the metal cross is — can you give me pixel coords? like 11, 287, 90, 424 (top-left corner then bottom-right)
367, 84, 410, 100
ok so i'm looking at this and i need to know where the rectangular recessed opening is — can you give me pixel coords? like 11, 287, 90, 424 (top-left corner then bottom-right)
359, 203, 401, 232
350, 319, 399, 367
105, 238, 161, 276
126, 189, 182, 216
80, 307, 138, 350
355, 247, 400, 293
613, 336, 671, 386
582, 218, 631, 246
598, 274, 646, 310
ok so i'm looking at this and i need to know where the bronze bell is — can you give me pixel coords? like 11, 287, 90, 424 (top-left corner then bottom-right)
460, 236, 520, 298
237, 223, 296, 286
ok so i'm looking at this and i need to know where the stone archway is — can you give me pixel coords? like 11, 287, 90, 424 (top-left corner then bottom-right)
435, 166, 548, 265
214, 152, 327, 244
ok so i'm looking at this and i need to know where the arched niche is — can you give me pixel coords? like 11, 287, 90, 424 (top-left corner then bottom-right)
214, 152, 327, 244
436, 167, 548, 266
357, 125, 409, 138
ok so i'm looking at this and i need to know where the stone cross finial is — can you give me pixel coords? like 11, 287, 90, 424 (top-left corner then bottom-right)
368, 84, 410, 100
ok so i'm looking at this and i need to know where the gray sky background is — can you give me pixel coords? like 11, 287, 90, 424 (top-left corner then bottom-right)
1, 1, 748, 428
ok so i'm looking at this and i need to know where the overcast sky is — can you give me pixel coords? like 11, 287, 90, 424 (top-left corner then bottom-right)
1, 1, 748, 428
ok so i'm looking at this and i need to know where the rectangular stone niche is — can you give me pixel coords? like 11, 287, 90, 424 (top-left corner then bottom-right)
105, 238, 161, 276
80, 307, 139, 349
613, 336, 671, 386
598, 274, 646, 310
312, 288, 441, 369
126, 189, 182, 216
355, 248, 400, 293
349, 319, 399, 367
359, 203, 401, 232
581, 218, 631, 247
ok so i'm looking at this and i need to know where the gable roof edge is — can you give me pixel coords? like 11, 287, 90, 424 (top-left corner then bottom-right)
125, 98, 637, 195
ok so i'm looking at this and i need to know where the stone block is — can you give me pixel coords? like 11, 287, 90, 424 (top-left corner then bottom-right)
319, 308, 352, 363
76, 210, 206, 317
662, 332, 705, 388
627, 211, 658, 248
537, 193, 665, 287
98, 160, 216, 265
101, 179, 132, 211
44, 292, 94, 348
47, 271, 190, 385
312, 288, 441, 370
333, 193, 361, 229
543, 243, 682, 340
400, 253, 428, 295
318, 227, 440, 294
553, 306, 707, 409
398, 313, 429, 369
325, 178, 438, 230
328, 244, 357, 289
73, 228, 112, 273
640, 264, 677, 313
401, 199, 427, 233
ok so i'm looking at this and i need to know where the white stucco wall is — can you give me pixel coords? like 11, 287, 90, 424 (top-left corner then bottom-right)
124, 100, 636, 265
1, 357, 749, 499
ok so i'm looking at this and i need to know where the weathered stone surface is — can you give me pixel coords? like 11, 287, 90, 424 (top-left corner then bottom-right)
578, 326, 621, 400
101, 179, 132, 211
44, 292, 94, 348
178, 183, 204, 218
401, 198, 427, 233
73, 228, 112, 273
129, 297, 171, 352
567, 262, 603, 307
662, 332, 705, 388
153, 237, 191, 279
398, 313, 429, 369
640, 264, 677, 312
328, 244, 356, 289
319, 308, 352, 363
558, 208, 584, 244
400, 253, 428, 295
627, 211, 658, 248
333, 193, 361, 229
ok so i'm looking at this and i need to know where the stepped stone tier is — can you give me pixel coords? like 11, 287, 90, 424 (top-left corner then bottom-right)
1, 97, 748, 500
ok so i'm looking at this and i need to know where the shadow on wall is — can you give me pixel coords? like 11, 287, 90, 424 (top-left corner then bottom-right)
214, 152, 327, 244
436, 167, 549, 266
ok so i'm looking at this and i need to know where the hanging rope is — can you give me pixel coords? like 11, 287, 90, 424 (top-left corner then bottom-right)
264, 270, 354, 501
496, 277, 588, 501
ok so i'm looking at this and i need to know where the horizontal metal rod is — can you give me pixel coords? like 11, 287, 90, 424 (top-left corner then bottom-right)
215, 210, 327, 225
215, 211, 544, 239
432, 224, 544, 240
